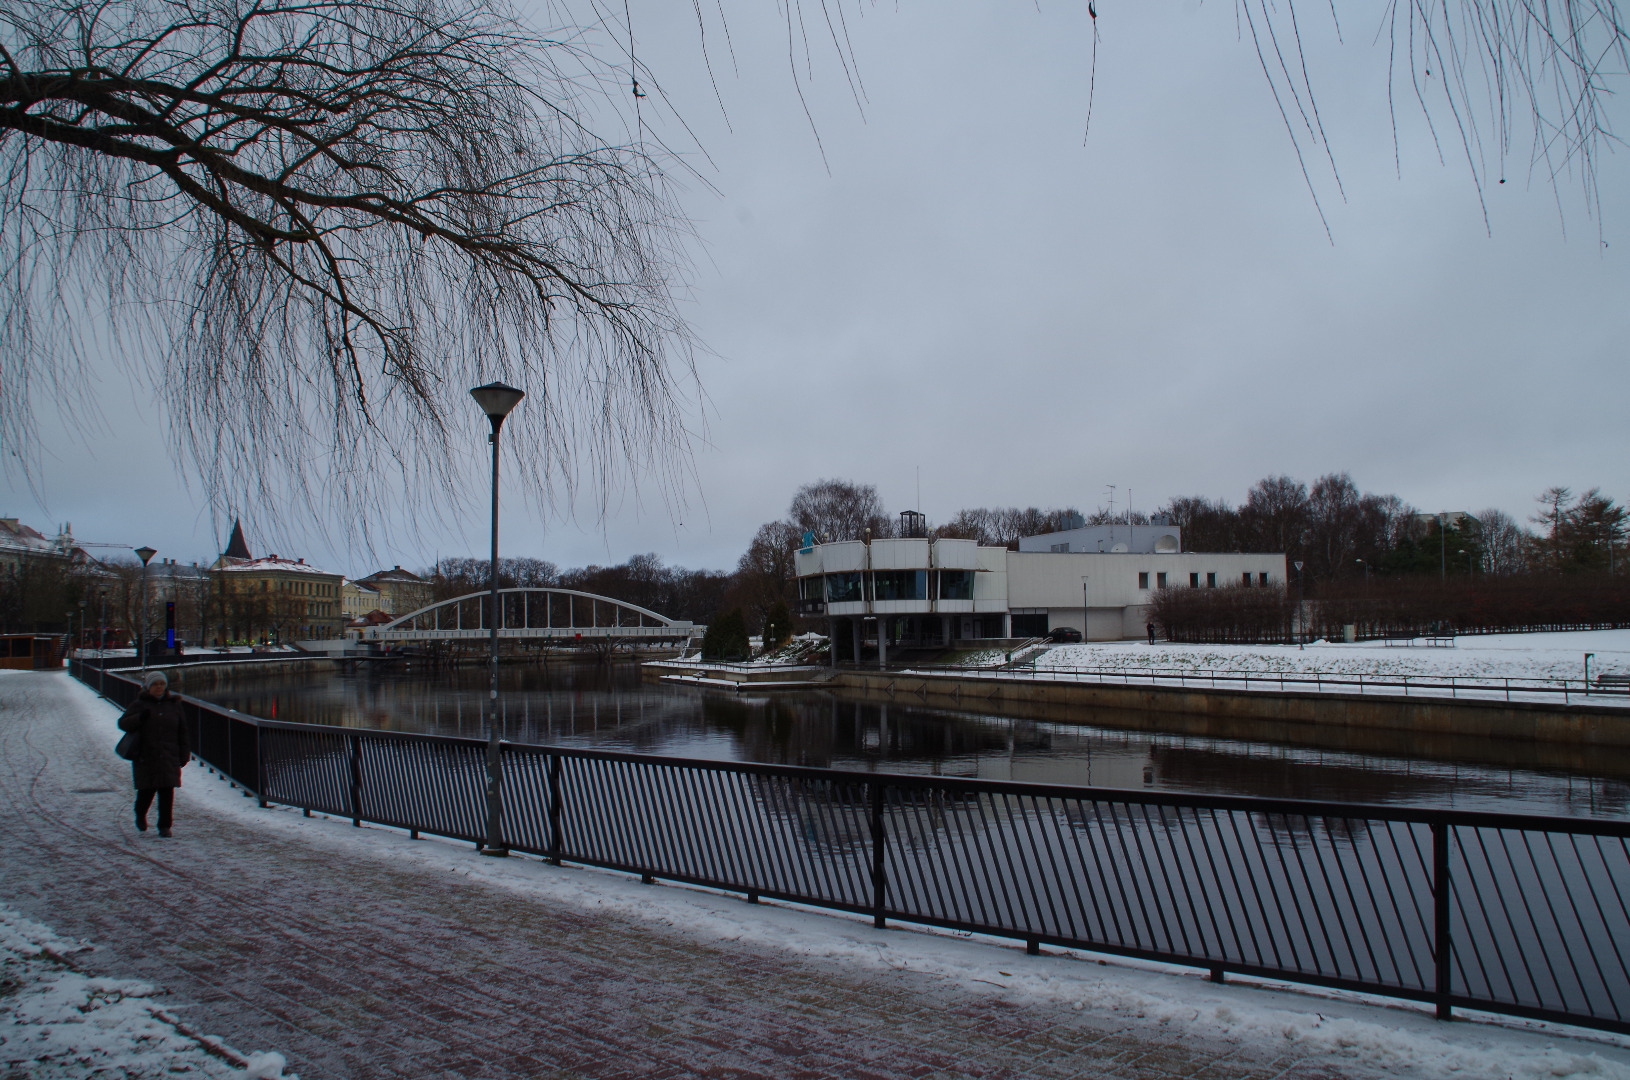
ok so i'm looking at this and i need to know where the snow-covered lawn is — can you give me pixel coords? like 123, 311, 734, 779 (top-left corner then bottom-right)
48, 675, 1630, 1080
1035, 629, 1630, 684
0, 905, 293, 1078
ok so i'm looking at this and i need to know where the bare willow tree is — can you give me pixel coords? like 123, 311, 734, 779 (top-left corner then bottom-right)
0, 0, 695, 535
1233, 0, 1630, 233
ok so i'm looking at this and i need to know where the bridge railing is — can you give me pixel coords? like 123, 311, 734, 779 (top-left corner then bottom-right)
70, 659, 1630, 1036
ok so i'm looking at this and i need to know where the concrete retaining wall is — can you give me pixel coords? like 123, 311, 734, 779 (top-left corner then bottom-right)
834, 670, 1630, 749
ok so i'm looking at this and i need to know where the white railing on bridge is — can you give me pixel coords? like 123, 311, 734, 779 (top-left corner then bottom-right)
361, 587, 699, 643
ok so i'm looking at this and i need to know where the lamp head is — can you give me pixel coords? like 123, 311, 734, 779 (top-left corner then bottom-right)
469, 382, 525, 429
135, 546, 157, 566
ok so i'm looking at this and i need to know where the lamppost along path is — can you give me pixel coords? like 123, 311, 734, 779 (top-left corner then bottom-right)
470, 381, 525, 858
135, 545, 156, 677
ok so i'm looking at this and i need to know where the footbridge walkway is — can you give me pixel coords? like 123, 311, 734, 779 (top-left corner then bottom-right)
359, 588, 700, 647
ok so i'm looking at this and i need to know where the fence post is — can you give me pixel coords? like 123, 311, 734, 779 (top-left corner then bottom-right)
869, 780, 887, 929
547, 752, 563, 865
1432, 820, 1453, 1021
254, 723, 268, 808
481, 734, 509, 856
348, 734, 362, 828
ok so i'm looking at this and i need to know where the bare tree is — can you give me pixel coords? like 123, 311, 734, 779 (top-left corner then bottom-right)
0, 0, 694, 531
789, 479, 890, 543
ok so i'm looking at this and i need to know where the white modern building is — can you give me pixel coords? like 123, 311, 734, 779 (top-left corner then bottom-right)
795, 528, 1286, 663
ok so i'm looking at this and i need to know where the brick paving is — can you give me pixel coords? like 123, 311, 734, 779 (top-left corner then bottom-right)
0, 673, 1366, 1080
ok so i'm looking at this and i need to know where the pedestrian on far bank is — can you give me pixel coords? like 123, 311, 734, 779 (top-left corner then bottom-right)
117, 671, 191, 837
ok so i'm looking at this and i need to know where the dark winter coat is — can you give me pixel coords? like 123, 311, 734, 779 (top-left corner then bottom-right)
117, 691, 191, 790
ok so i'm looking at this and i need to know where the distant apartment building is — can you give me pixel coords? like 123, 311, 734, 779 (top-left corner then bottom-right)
354, 566, 433, 616
208, 522, 343, 642
341, 579, 383, 621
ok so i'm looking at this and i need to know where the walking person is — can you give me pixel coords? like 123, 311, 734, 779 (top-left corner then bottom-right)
118, 671, 191, 837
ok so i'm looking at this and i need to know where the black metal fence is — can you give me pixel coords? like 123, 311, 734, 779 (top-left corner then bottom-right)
74, 660, 1630, 1036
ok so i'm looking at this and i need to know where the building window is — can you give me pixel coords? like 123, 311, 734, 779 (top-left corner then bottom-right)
1157, 572, 1167, 588
799, 576, 826, 602
825, 573, 863, 603
1189, 572, 1199, 588
1206, 572, 1216, 588
1137, 572, 1149, 590
1259, 572, 1269, 585
1050, 542, 1069, 553
938, 570, 974, 600
1243, 572, 1252, 586
871, 570, 927, 602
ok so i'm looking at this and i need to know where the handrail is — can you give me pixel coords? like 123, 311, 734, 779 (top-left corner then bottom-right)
907, 663, 1625, 707
67, 658, 1630, 1036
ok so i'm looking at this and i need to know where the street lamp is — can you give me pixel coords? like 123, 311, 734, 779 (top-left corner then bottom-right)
1294, 560, 1305, 645
1081, 575, 1090, 643
470, 380, 524, 858
77, 598, 86, 663
135, 545, 157, 677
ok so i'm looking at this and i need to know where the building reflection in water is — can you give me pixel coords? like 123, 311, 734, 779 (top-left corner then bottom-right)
195, 661, 1630, 821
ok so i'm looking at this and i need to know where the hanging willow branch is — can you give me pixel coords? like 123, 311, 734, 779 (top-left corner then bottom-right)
0, 0, 696, 532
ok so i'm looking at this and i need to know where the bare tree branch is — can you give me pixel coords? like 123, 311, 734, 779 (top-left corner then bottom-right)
0, 0, 697, 541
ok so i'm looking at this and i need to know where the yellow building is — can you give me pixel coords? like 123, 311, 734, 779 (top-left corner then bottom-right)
355, 566, 433, 616
212, 555, 345, 643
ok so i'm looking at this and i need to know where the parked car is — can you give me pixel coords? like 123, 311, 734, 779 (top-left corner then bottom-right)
1046, 627, 1082, 643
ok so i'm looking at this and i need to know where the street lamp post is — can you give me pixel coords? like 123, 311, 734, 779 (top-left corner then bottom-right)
135, 546, 157, 677
1439, 514, 1448, 582
470, 381, 525, 858
1082, 576, 1090, 643
1294, 560, 1305, 645
98, 590, 107, 697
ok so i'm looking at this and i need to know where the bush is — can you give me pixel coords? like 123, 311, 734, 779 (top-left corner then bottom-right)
701, 608, 750, 660
1149, 584, 1294, 644
1310, 573, 1630, 638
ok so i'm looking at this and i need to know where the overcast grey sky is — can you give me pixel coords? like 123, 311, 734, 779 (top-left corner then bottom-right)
7, 2, 1627, 577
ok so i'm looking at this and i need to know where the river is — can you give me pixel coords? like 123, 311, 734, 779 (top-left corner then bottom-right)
189, 660, 1630, 820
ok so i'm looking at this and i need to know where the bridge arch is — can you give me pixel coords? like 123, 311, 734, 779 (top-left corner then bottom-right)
360, 588, 698, 644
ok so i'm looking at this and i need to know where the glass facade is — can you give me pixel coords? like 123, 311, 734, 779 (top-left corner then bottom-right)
825, 572, 863, 603
870, 570, 927, 601
937, 570, 974, 600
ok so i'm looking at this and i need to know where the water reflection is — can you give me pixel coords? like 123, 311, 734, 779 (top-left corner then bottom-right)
187, 661, 1630, 820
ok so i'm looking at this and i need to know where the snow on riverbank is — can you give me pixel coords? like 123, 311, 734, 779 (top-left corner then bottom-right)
46, 674, 1630, 1080
1036, 629, 1630, 683
0, 904, 293, 1079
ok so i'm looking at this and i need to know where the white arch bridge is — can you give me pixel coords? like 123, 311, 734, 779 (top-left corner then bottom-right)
360, 588, 699, 646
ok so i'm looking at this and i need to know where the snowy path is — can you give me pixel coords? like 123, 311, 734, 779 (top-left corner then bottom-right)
4, 673, 1630, 1079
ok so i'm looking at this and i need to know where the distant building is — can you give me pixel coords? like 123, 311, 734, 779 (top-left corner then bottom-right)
0, 518, 88, 572
1017, 524, 1182, 555
354, 566, 432, 616
209, 530, 345, 642
796, 529, 1285, 658
1412, 512, 1481, 534
341, 579, 383, 622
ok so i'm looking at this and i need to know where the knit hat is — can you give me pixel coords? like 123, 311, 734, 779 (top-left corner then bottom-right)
144, 671, 169, 690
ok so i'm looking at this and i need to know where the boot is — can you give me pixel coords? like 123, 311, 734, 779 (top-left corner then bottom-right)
158, 828, 172, 838
136, 814, 148, 833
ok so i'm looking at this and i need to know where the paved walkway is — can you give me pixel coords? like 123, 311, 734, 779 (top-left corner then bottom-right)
0, 673, 1365, 1080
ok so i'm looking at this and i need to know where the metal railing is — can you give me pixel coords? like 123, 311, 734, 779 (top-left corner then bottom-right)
916, 663, 1629, 708
72, 659, 1630, 1036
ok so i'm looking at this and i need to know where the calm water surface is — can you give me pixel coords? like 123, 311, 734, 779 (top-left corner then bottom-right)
194, 662, 1630, 820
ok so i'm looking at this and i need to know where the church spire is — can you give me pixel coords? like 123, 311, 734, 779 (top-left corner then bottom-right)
224, 519, 251, 561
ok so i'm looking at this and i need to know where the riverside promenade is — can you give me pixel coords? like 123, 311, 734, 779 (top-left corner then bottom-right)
3, 674, 1625, 1080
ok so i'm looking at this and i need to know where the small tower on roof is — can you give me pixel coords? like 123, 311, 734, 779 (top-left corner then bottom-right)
224, 520, 252, 561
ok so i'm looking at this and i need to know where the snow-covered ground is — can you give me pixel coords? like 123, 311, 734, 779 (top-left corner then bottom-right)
48, 674, 1630, 1080
1034, 629, 1630, 684
0, 904, 293, 1079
